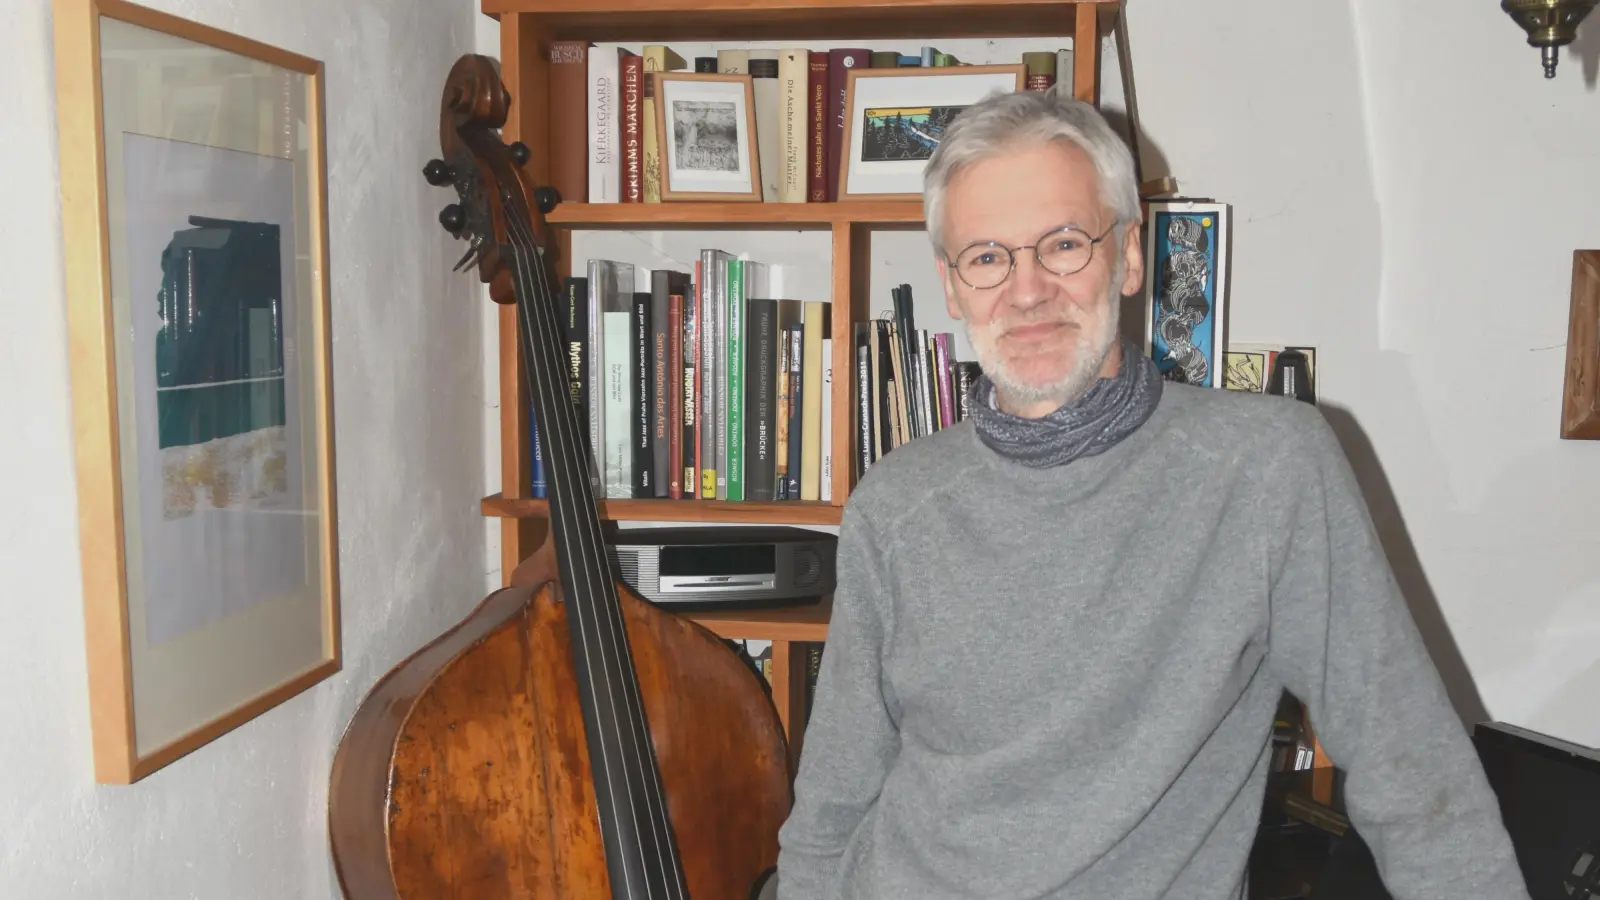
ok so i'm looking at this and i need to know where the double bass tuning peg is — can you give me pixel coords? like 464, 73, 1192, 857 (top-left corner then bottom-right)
423, 158, 455, 187
508, 141, 530, 166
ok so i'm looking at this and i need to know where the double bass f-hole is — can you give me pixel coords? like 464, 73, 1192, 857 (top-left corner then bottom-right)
327, 53, 792, 900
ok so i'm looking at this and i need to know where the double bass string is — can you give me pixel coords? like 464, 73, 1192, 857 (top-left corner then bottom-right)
505, 204, 684, 899
518, 218, 687, 898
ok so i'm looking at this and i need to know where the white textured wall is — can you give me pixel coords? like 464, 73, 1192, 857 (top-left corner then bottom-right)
1, 0, 487, 896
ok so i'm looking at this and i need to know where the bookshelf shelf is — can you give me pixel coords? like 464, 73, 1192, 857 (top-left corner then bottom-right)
482, 0, 1119, 43
545, 200, 926, 230
687, 595, 832, 643
481, 492, 843, 526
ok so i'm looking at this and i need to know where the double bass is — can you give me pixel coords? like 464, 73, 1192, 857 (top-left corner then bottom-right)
327, 54, 792, 899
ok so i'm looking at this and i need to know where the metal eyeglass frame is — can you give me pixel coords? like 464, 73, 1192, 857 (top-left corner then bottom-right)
945, 222, 1118, 290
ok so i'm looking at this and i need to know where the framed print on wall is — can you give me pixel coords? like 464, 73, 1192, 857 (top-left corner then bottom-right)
837, 64, 1027, 200
53, 0, 339, 784
653, 72, 761, 201
1143, 200, 1231, 388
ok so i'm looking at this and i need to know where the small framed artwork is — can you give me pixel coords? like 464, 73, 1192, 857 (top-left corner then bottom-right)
53, 0, 340, 783
1143, 200, 1231, 388
1561, 249, 1600, 439
653, 72, 761, 201
837, 64, 1027, 200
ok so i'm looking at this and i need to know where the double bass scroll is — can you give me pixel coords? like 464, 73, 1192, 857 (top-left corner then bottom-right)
327, 53, 792, 900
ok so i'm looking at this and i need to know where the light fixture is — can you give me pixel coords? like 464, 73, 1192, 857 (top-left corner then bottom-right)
1502, 0, 1597, 78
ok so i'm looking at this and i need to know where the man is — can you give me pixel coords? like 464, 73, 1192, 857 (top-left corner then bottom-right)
773, 88, 1528, 899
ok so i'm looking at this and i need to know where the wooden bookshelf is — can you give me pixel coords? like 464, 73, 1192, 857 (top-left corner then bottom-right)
485, 0, 1122, 747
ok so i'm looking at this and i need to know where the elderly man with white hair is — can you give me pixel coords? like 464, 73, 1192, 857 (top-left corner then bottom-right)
771, 88, 1529, 900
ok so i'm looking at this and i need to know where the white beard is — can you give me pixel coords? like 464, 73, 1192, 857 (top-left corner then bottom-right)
965, 255, 1126, 410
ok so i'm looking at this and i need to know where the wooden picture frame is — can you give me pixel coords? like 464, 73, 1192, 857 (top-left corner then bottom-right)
837, 64, 1027, 201
652, 72, 762, 202
1143, 200, 1231, 389
52, 0, 340, 784
1561, 250, 1600, 439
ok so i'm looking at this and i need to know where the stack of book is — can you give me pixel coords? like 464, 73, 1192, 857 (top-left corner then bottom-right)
852, 284, 979, 480
530, 254, 833, 504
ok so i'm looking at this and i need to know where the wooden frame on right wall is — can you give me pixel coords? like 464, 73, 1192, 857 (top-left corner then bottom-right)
1561, 250, 1600, 440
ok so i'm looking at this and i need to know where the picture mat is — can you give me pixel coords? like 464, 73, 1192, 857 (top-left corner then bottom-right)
661, 78, 754, 193
843, 70, 1022, 196
98, 16, 329, 757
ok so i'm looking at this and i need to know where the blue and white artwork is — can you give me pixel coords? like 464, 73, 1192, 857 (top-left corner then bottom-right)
1145, 202, 1230, 388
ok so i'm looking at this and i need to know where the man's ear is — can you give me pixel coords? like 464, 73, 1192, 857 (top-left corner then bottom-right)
1119, 220, 1145, 297
937, 256, 965, 321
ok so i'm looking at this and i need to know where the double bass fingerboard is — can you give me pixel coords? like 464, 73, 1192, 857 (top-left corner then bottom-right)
499, 188, 690, 900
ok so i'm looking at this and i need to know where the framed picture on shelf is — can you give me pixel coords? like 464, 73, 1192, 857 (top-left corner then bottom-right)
1143, 200, 1231, 389
653, 72, 761, 202
52, 0, 340, 783
837, 64, 1027, 200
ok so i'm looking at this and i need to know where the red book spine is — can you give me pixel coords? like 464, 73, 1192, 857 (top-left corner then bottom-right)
667, 293, 684, 499
808, 51, 828, 203
621, 53, 643, 203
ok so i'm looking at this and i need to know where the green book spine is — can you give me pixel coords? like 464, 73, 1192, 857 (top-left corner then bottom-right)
726, 258, 745, 501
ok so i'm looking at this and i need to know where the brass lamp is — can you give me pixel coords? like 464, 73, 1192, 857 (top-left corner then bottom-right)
1502, 0, 1597, 77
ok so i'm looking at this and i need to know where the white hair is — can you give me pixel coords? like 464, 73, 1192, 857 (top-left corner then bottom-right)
922, 87, 1141, 256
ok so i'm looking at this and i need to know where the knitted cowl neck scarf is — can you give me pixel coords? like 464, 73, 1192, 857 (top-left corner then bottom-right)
965, 338, 1163, 468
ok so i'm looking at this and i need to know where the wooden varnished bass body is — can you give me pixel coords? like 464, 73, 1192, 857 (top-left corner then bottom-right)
328, 55, 792, 900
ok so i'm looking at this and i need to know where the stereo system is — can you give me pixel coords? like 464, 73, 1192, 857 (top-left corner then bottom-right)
607, 526, 836, 610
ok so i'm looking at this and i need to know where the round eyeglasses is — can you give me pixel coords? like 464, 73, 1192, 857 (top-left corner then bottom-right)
947, 223, 1116, 290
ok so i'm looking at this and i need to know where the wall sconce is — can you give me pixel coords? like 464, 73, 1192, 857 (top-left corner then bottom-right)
1502, 0, 1596, 77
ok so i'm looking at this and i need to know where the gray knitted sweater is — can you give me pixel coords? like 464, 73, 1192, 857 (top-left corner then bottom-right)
775, 383, 1528, 900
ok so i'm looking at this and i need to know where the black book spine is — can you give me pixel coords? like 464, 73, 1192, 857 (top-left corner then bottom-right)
650, 272, 673, 497
633, 291, 652, 497
745, 298, 778, 501
855, 324, 872, 478
680, 273, 698, 497
564, 276, 589, 451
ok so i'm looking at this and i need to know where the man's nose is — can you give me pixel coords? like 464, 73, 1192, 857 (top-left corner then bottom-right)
1004, 251, 1053, 310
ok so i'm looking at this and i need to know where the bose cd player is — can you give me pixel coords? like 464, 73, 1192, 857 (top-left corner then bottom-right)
606, 526, 836, 610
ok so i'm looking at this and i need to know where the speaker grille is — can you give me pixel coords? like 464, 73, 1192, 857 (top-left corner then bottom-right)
792, 548, 822, 589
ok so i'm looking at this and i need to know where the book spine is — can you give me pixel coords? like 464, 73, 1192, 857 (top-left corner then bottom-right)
682, 271, 698, 497
633, 292, 652, 497
785, 326, 803, 499
603, 310, 633, 498
855, 334, 872, 478
698, 252, 718, 498
588, 49, 619, 203
745, 298, 777, 502
713, 254, 729, 500
807, 51, 828, 203
621, 53, 643, 203
651, 277, 670, 497
777, 49, 809, 203
563, 276, 588, 451
799, 300, 826, 500
548, 41, 589, 209
725, 260, 744, 501
667, 292, 683, 499
820, 336, 832, 503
